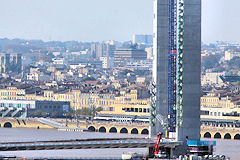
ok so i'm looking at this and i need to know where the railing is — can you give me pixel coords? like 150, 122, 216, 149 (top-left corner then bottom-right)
38, 118, 64, 128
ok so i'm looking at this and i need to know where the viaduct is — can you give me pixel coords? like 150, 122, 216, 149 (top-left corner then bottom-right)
1, 118, 240, 140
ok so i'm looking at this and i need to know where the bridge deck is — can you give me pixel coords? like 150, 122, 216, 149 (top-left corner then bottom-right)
0, 138, 180, 151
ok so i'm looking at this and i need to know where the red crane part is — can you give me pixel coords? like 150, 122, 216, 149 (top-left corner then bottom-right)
154, 132, 162, 155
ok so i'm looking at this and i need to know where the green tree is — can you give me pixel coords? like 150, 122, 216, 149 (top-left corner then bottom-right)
227, 57, 240, 70
32, 110, 43, 117
81, 77, 96, 82
52, 111, 60, 118
202, 55, 221, 70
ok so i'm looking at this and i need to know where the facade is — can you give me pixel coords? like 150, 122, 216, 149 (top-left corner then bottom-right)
201, 95, 240, 123
0, 99, 70, 118
145, 47, 153, 59
114, 49, 147, 67
98, 101, 150, 120
126, 59, 153, 70
100, 57, 114, 69
0, 87, 149, 113
0, 53, 22, 74
152, 0, 201, 142
202, 72, 225, 86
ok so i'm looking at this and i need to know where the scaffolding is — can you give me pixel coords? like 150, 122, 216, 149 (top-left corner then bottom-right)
167, 0, 177, 132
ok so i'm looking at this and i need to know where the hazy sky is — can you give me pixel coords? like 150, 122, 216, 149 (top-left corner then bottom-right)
0, 0, 239, 43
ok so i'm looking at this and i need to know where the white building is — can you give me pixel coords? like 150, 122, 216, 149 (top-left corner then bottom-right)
100, 57, 114, 69
126, 59, 152, 70
145, 47, 153, 59
202, 72, 225, 85
225, 51, 240, 61
52, 58, 65, 65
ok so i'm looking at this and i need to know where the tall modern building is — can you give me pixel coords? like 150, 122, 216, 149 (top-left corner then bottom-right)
151, 0, 201, 142
91, 43, 116, 58
0, 53, 22, 74
133, 34, 153, 45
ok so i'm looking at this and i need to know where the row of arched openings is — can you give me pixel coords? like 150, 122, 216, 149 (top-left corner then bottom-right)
88, 126, 149, 135
203, 132, 240, 140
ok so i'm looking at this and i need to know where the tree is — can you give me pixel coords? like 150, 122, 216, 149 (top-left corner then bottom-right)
81, 77, 96, 82
52, 111, 60, 118
32, 110, 43, 117
30, 110, 48, 117
227, 57, 240, 70
61, 107, 103, 119
65, 112, 73, 118
202, 55, 221, 70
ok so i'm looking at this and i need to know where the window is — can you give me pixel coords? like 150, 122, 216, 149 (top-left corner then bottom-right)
143, 109, 147, 113
135, 108, 138, 112
139, 108, 142, 112
131, 108, 134, 112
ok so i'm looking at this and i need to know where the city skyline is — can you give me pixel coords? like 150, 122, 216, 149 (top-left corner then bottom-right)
0, 0, 239, 43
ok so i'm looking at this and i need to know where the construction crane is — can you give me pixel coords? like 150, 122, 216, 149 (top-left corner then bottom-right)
153, 132, 170, 159
154, 132, 163, 156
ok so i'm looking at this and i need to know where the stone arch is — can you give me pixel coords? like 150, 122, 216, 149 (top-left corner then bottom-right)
224, 133, 231, 139
141, 129, 149, 135
234, 134, 240, 140
99, 126, 106, 133
88, 126, 96, 132
120, 128, 128, 134
214, 132, 221, 139
204, 132, 211, 138
3, 122, 12, 128
131, 128, 139, 134
109, 127, 117, 133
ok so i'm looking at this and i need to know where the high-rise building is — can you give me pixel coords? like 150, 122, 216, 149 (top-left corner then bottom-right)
0, 53, 22, 74
151, 0, 201, 142
0, 53, 10, 73
90, 43, 116, 58
114, 48, 147, 67
11, 53, 22, 74
132, 34, 153, 45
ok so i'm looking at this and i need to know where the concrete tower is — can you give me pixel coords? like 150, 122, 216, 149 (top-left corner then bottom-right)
151, 0, 201, 142
0, 53, 10, 73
